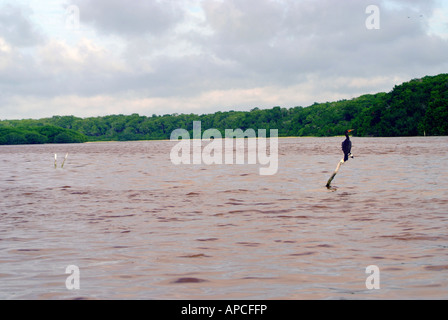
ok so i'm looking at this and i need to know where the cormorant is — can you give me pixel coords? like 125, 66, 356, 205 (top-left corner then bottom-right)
342, 129, 354, 162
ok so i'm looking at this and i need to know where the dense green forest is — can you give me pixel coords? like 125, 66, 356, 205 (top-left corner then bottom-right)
1, 73, 447, 145
0, 126, 87, 145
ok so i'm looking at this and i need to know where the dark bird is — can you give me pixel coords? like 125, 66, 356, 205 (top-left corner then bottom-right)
342, 129, 354, 162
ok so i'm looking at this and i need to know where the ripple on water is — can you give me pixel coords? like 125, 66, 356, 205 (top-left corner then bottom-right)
1, 138, 448, 299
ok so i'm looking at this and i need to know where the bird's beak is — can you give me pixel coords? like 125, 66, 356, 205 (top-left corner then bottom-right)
348, 129, 354, 132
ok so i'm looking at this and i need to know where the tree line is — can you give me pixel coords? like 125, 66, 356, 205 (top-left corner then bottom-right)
0, 126, 87, 145
1, 73, 447, 145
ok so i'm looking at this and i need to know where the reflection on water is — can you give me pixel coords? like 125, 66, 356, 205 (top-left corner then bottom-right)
1, 137, 447, 299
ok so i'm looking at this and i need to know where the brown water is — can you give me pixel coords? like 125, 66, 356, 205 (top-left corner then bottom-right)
1, 137, 447, 300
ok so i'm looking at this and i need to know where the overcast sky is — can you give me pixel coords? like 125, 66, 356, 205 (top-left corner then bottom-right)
0, 0, 447, 119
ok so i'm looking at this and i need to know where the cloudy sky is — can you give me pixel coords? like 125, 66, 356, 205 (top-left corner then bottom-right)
0, 0, 447, 119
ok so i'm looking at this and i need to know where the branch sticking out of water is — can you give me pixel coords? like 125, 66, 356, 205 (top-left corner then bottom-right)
61, 153, 68, 168
326, 159, 344, 188
326, 153, 353, 189
54, 153, 69, 169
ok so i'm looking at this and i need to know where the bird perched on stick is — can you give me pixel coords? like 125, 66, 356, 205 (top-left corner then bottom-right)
325, 129, 355, 188
342, 129, 354, 162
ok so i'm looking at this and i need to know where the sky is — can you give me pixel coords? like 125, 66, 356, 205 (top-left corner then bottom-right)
0, 0, 447, 120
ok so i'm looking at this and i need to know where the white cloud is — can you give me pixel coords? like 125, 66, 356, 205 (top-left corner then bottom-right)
428, 7, 448, 38
0, 3, 45, 47
0, 0, 448, 120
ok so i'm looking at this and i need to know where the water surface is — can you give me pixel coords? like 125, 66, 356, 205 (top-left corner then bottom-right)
1, 137, 447, 299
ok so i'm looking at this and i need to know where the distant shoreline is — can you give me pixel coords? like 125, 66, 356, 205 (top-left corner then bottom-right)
1, 135, 445, 147
84, 135, 443, 144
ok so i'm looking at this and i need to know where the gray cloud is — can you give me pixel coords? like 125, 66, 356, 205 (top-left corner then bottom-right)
0, 4, 44, 47
69, 0, 186, 37
1, 0, 448, 119
199, 0, 447, 80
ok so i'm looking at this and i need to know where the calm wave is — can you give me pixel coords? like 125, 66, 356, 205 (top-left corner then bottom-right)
1, 137, 447, 299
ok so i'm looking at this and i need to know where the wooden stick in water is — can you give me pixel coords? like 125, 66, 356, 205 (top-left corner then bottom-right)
326, 158, 344, 188
61, 153, 68, 168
